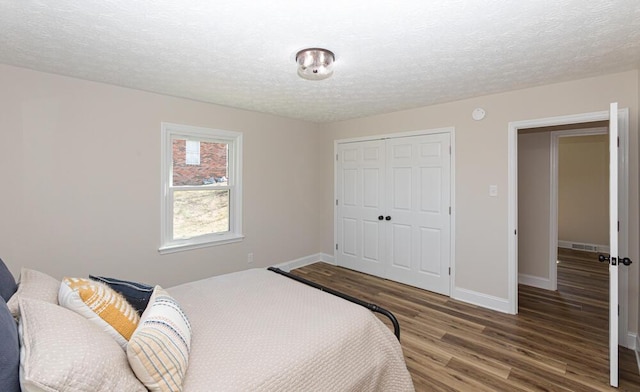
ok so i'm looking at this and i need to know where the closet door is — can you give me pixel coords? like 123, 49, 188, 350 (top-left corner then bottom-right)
336, 140, 386, 278
384, 133, 451, 295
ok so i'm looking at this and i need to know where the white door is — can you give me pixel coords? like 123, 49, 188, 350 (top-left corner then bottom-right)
336, 140, 386, 278
608, 102, 619, 387
385, 134, 451, 295
336, 132, 452, 295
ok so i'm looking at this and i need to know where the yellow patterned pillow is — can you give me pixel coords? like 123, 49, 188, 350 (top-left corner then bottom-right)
59, 277, 140, 349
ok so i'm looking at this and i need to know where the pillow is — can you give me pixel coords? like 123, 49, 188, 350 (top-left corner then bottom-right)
89, 275, 154, 315
127, 286, 191, 392
59, 277, 140, 349
7, 268, 59, 317
18, 298, 146, 392
0, 258, 17, 302
0, 296, 19, 392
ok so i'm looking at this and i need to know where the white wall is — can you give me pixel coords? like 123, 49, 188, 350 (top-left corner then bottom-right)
319, 70, 639, 333
518, 132, 551, 280
558, 135, 609, 246
0, 64, 322, 287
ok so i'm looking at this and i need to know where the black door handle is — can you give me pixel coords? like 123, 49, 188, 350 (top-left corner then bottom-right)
598, 254, 610, 263
621, 257, 633, 266
378, 215, 384, 221
385, 216, 391, 221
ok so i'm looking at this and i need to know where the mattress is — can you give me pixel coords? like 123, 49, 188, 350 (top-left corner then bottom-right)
168, 268, 414, 392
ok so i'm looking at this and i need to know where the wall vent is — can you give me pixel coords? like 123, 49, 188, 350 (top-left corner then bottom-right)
571, 243, 598, 252
558, 240, 609, 253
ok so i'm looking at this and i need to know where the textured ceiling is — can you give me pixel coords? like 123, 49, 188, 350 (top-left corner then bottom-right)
1, 1, 639, 123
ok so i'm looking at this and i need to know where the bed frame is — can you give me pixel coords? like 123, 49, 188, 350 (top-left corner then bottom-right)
267, 267, 401, 340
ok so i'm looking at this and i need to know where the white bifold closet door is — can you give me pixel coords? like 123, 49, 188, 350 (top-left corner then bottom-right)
336, 132, 451, 296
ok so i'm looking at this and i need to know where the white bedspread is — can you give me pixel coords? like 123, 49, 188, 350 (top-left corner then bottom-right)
168, 268, 414, 392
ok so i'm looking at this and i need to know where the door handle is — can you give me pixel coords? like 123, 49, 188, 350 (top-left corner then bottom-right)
385, 216, 391, 221
378, 215, 384, 221
599, 254, 620, 265
621, 257, 633, 266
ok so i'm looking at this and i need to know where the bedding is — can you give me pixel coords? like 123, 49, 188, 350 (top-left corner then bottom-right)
168, 268, 414, 392
0, 296, 20, 392
7, 268, 59, 317
1, 260, 414, 391
18, 298, 146, 392
0, 257, 17, 301
128, 286, 191, 392
89, 275, 154, 314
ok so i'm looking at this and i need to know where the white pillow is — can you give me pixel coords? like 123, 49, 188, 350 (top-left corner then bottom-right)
127, 286, 191, 392
18, 298, 146, 392
59, 277, 140, 349
7, 268, 59, 317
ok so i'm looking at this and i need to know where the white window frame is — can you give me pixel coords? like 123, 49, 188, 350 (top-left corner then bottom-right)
159, 122, 243, 254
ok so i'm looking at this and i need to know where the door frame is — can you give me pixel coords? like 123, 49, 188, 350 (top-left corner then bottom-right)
333, 127, 456, 294
507, 108, 630, 347
549, 127, 609, 291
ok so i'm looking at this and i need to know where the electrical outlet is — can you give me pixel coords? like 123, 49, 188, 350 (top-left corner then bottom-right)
247, 252, 254, 264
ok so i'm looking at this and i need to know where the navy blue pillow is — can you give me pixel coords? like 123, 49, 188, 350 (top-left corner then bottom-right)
89, 275, 154, 315
0, 296, 20, 392
0, 258, 17, 302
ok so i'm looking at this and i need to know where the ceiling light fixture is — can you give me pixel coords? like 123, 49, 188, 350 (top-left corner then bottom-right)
295, 48, 335, 81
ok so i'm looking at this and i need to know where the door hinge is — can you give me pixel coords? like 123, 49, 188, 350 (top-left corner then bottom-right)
449, 206, 451, 215
336, 153, 339, 161
618, 304, 620, 316
618, 137, 620, 147
515, 229, 517, 235
336, 199, 338, 206
448, 267, 451, 275
618, 221, 620, 232
336, 243, 338, 250
449, 146, 451, 155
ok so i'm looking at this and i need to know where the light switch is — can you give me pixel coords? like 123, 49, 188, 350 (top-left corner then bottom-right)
489, 185, 498, 197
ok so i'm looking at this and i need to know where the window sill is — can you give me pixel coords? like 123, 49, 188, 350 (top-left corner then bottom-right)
158, 234, 244, 255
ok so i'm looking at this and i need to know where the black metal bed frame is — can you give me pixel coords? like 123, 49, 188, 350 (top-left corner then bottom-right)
267, 267, 401, 341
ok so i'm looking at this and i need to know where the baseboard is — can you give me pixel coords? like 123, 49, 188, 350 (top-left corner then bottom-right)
451, 287, 511, 314
558, 240, 609, 254
518, 273, 553, 290
626, 332, 637, 350
271, 252, 335, 272
636, 335, 640, 375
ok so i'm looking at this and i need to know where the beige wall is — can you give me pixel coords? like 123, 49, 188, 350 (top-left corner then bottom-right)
1, 64, 638, 337
558, 135, 609, 245
0, 64, 322, 287
517, 132, 551, 279
319, 70, 639, 334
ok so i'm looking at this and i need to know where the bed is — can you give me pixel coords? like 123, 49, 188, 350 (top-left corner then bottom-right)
0, 258, 414, 392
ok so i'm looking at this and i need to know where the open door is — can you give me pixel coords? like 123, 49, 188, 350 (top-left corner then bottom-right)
608, 102, 619, 387
601, 102, 633, 387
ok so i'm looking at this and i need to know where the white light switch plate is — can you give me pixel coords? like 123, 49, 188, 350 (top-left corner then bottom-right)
489, 185, 498, 197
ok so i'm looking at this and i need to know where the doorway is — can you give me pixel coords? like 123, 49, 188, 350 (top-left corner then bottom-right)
517, 125, 609, 292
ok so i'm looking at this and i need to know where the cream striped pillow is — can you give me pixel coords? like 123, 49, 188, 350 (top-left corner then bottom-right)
127, 286, 191, 392
59, 277, 140, 349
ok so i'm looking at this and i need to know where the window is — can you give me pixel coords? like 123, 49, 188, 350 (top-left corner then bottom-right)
160, 123, 243, 253
185, 140, 200, 165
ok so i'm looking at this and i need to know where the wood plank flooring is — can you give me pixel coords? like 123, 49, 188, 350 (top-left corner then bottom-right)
292, 249, 640, 391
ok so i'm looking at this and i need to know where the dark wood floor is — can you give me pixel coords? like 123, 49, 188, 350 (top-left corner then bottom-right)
292, 249, 640, 391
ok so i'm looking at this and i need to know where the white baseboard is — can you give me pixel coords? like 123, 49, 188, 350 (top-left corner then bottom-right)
558, 240, 609, 254
451, 287, 511, 314
625, 332, 637, 350
271, 252, 335, 272
636, 335, 640, 375
518, 273, 553, 290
